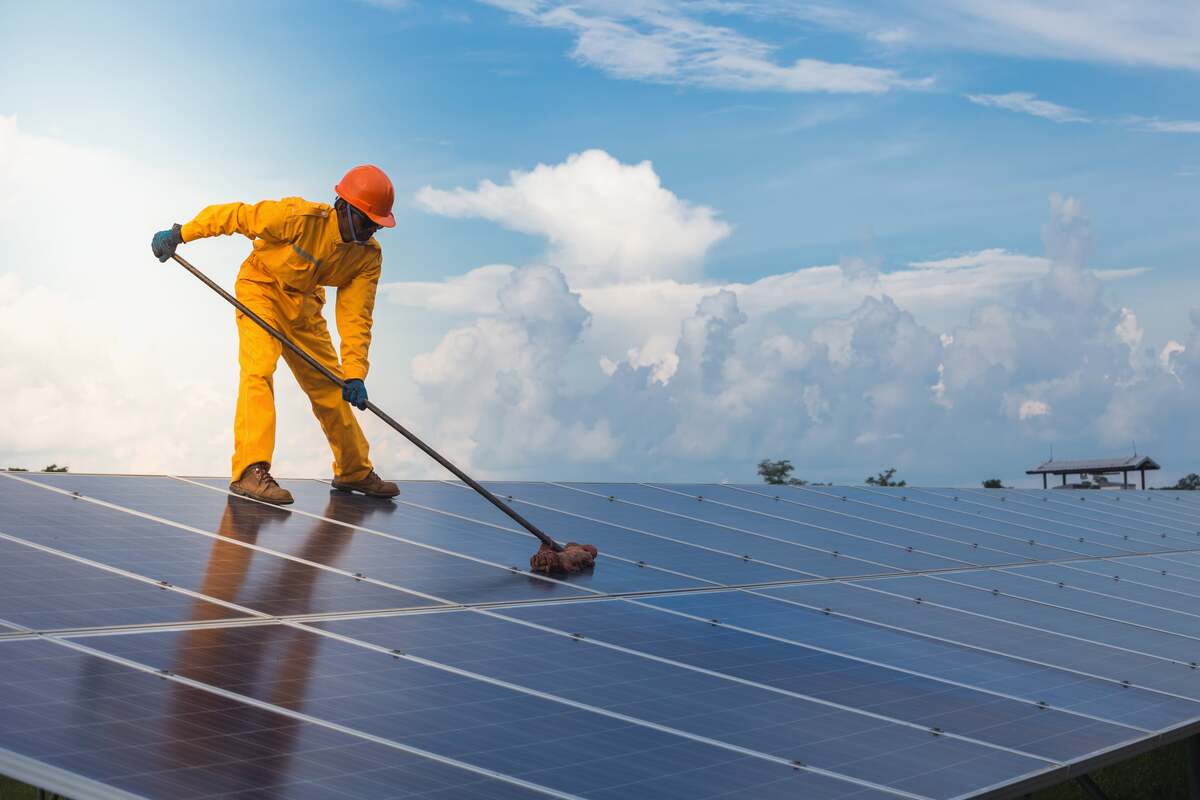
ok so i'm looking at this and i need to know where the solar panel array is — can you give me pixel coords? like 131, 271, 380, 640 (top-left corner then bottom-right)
4, 472, 1200, 799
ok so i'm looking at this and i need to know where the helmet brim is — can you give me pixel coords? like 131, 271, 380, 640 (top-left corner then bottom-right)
366, 210, 396, 228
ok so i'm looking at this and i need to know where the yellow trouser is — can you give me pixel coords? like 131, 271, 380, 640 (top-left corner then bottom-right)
231, 278, 372, 483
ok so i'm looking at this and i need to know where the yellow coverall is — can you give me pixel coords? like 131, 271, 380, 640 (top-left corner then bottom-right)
181, 198, 381, 483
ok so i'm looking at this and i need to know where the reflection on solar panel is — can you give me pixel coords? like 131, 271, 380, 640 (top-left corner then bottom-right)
4, 473, 1200, 799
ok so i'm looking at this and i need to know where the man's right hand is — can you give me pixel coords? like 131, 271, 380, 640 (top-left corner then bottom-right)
151, 224, 183, 262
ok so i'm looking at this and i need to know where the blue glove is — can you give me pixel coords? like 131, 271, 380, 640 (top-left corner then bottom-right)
343, 379, 368, 410
151, 224, 183, 262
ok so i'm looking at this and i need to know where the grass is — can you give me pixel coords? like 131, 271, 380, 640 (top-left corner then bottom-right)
0, 775, 38, 799
1025, 740, 1190, 799
0, 739, 1192, 799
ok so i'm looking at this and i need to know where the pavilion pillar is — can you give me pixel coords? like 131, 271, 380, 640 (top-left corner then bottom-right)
1042, 474, 1048, 490
1142, 469, 1147, 490
1062, 473, 1067, 487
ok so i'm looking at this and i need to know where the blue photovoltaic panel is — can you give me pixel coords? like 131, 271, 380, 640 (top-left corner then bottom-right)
267, 477, 705, 595
639, 589, 1200, 731
755, 581, 1200, 700
0, 537, 251, 631
0, 638, 560, 800
17, 474, 594, 605
389, 481, 806, 586
566, 482, 971, 574
770, 485, 1121, 559
0, 476, 443, 616
7, 472, 1200, 800
78, 625, 899, 800
465, 602, 1140, 762
309, 611, 1055, 800
927, 488, 1198, 551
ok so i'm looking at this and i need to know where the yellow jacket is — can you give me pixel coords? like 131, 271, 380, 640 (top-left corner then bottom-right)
181, 198, 381, 380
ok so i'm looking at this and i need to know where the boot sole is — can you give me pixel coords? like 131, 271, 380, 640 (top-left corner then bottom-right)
330, 483, 399, 499
229, 484, 295, 505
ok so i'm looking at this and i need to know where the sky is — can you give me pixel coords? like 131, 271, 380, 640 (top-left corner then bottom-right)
1, 0, 1198, 486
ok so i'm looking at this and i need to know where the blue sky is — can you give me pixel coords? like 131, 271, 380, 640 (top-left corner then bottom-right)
2, 0, 1199, 485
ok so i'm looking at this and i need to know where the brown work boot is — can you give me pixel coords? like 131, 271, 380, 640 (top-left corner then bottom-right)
330, 470, 399, 498
229, 462, 294, 505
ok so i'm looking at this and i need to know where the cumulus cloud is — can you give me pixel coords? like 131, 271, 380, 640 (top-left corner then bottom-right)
416, 149, 731, 285
408, 265, 618, 468
479, 1, 932, 93
965, 92, 1089, 123
399, 166, 1196, 484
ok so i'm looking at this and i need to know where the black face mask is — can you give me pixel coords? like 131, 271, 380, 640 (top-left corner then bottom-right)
337, 199, 380, 244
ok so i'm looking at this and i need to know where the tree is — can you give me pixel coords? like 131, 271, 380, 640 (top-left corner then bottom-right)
4, 467, 28, 472
42, 464, 68, 473
1167, 473, 1200, 491
865, 467, 905, 487
981, 478, 1004, 489
757, 459, 808, 486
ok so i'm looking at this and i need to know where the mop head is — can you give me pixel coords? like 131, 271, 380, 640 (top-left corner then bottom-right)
530, 542, 598, 574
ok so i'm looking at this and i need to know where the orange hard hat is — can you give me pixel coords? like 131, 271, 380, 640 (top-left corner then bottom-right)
334, 165, 396, 227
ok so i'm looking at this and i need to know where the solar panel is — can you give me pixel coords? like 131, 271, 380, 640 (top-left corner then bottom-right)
5, 471, 1200, 799
0, 637, 570, 800
0, 537, 250, 631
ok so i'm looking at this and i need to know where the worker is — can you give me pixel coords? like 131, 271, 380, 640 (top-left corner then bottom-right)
150, 165, 401, 505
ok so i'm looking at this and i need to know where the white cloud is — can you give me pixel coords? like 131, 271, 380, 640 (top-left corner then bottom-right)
1093, 267, 1151, 281
415, 149, 731, 286
480, 1, 932, 93
791, 0, 1200, 72
399, 179, 1200, 484
1018, 399, 1050, 419
965, 92, 1089, 123
382, 264, 514, 314
1141, 119, 1200, 134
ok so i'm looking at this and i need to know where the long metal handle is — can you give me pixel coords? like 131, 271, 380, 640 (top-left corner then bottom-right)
170, 253, 563, 551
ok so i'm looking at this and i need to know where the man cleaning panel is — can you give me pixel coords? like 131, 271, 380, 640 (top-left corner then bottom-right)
151, 166, 401, 505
